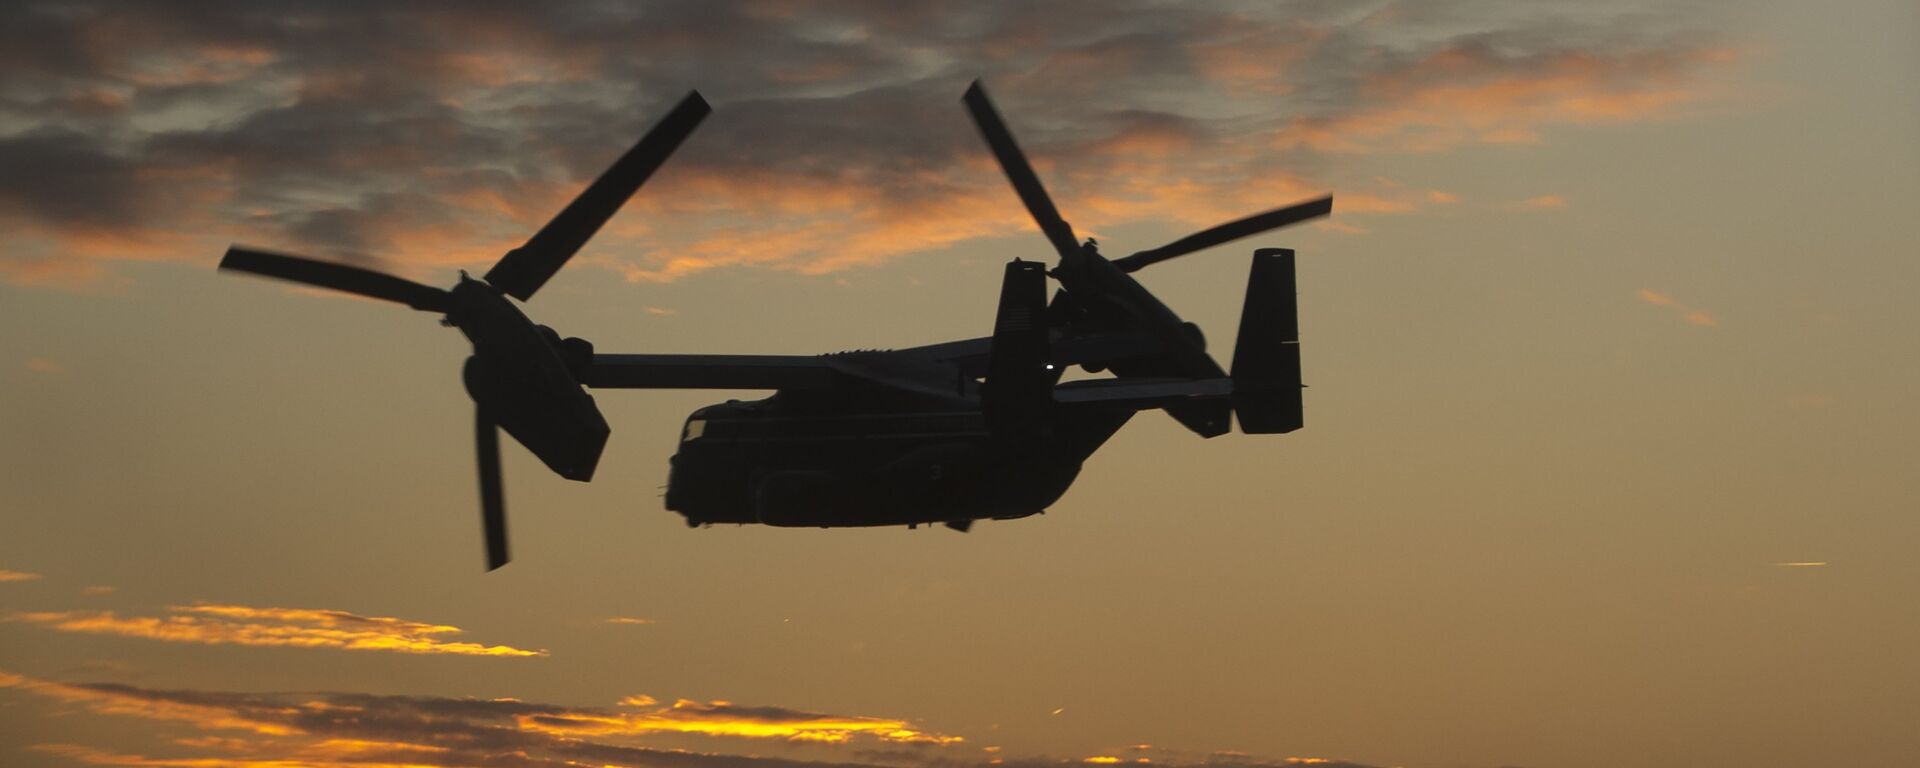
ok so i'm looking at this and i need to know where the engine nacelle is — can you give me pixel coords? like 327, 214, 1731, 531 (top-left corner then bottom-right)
451, 278, 609, 481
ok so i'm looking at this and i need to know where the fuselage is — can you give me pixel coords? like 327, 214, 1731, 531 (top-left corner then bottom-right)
665, 389, 1132, 529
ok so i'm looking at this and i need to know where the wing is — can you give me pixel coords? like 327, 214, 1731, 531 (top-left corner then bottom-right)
584, 354, 838, 390
587, 331, 1170, 393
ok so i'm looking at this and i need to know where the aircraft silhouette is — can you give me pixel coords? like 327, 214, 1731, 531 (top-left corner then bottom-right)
219, 81, 1332, 570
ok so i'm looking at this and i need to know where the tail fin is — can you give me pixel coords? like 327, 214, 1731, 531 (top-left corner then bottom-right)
1230, 248, 1303, 433
984, 259, 1053, 436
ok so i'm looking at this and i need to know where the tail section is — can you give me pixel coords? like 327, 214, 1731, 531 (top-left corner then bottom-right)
1230, 248, 1303, 433
984, 259, 1054, 436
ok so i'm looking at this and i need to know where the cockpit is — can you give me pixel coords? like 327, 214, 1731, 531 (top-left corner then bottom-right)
676, 400, 761, 445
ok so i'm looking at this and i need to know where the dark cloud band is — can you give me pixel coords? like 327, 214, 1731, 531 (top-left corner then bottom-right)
0, 1, 1730, 285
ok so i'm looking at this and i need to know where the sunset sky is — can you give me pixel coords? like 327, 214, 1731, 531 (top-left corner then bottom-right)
3, 2, 1917, 767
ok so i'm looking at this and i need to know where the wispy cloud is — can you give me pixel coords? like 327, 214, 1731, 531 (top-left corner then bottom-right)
23, 357, 65, 374
6, 602, 545, 657
1070, 745, 1365, 768
1774, 561, 1828, 567
0, 2, 1733, 287
1682, 310, 1717, 327
1516, 193, 1567, 209
1635, 288, 1719, 327
0, 568, 42, 582
606, 616, 657, 625
520, 696, 962, 745
1, 670, 953, 767
1272, 40, 1733, 155
1, 670, 1385, 768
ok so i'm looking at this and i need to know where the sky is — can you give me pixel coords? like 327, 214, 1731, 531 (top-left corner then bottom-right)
2, 1, 1917, 767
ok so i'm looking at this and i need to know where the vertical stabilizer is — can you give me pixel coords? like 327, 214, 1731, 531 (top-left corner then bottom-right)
984, 260, 1053, 436
1230, 248, 1303, 433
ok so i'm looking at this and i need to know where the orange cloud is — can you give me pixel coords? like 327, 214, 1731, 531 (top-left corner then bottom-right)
1074, 744, 1376, 768
0, 670, 1397, 768
605, 616, 658, 625
1635, 288, 1719, 328
1517, 194, 1567, 209
1186, 22, 1325, 96
0, 258, 110, 289
519, 697, 963, 745
0, 569, 42, 582
24, 358, 65, 374
0, 671, 295, 736
1315, 220, 1367, 235
609, 167, 1042, 283
1274, 44, 1731, 154
6, 602, 545, 657
0, 670, 984, 768
36, 741, 453, 768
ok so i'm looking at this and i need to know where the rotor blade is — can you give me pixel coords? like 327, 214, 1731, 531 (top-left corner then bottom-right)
476, 408, 509, 571
1112, 196, 1333, 273
962, 80, 1080, 261
486, 91, 712, 301
219, 247, 452, 312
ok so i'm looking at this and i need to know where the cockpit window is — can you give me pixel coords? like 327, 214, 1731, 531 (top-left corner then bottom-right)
681, 419, 706, 443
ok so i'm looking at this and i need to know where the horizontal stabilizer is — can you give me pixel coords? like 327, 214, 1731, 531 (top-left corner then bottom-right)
1054, 377, 1232, 407
585, 354, 836, 390
1231, 248, 1303, 433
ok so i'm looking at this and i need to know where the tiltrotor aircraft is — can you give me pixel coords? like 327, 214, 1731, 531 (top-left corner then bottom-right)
218, 81, 1333, 569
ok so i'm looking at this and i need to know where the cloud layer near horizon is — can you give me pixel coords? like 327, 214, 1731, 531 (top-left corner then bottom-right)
6, 602, 546, 657
0, 669, 1380, 768
0, 1, 1730, 286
